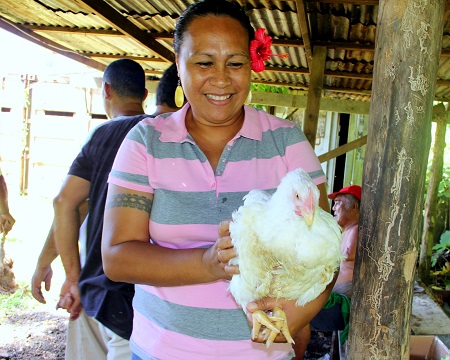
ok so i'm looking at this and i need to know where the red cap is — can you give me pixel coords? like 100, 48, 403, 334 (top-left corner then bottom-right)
328, 185, 362, 201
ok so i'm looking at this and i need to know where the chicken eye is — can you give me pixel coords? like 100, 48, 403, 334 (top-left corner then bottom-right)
295, 193, 299, 199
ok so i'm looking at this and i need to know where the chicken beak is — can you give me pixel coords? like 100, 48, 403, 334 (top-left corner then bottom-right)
304, 211, 315, 228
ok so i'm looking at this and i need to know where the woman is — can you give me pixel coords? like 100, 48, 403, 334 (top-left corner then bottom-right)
102, 0, 334, 359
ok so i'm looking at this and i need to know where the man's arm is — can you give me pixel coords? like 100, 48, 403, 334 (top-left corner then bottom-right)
31, 224, 58, 303
31, 199, 90, 304
0, 174, 15, 234
53, 175, 90, 318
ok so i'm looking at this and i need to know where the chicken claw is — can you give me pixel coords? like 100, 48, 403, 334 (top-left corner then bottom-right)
251, 310, 281, 341
265, 307, 286, 347
270, 307, 295, 346
252, 307, 295, 347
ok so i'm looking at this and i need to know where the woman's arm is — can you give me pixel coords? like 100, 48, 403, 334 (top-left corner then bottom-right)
102, 184, 236, 286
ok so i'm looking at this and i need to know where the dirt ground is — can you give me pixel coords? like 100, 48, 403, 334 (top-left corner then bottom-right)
0, 195, 332, 360
0, 309, 330, 360
0, 194, 68, 360
0, 310, 67, 360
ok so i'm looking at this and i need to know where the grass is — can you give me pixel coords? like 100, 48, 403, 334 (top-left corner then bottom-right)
0, 281, 37, 315
0, 193, 66, 316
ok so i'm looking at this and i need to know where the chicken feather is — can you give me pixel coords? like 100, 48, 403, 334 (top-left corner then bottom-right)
228, 168, 343, 346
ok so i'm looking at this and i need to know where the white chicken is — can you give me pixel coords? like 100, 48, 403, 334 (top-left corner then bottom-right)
228, 168, 342, 347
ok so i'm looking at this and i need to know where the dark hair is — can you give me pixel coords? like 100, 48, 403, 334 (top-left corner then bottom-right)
174, 0, 255, 55
156, 63, 178, 108
103, 59, 146, 101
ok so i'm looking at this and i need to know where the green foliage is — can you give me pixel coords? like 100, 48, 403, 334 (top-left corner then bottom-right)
249, 84, 289, 111
430, 231, 450, 290
424, 165, 450, 203
250, 83, 289, 94
438, 168, 450, 199
424, 123, 450, 201
0, 282, 37, 316
5, 236, 18, 244
432, 231, 450, 267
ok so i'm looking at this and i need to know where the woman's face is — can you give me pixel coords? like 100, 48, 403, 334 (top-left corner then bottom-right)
176, 15, 251, 126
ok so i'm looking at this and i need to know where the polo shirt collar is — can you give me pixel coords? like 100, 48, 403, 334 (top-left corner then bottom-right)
158, 103, 263, 143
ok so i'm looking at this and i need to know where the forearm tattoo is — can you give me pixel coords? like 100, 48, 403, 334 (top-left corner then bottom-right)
106, 193, 152, 215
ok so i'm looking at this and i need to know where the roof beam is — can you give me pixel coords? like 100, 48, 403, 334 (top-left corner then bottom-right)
264, 67, 450, 85
319, 135, 368, 163
75, 0, 174, 62
251, 91, 371, 114
88, 54, 166, 63
251, 80, 449, 100
264, 66, 372, 80
294, 0, 313, 66
24, 25, 450, 58
0, 16, 106, 72
306, 0, 378, 4
24, 25, 122, 36
264, 65, 309, 74
315, 41, 375, 52
304, 46, 327, 147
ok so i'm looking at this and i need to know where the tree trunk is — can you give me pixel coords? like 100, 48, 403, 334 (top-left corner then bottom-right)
347, 0, 445, 359
419, 110, 447, 284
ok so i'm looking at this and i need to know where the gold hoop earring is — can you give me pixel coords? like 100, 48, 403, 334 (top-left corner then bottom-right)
175, 79, 185, 108
244, 90, 252, 106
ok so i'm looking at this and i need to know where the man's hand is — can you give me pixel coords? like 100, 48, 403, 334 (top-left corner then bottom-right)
31, 265, 53, 304
56, 278, 82, 320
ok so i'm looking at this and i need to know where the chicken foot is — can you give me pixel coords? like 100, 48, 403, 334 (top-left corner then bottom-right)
252, 306, 295, 348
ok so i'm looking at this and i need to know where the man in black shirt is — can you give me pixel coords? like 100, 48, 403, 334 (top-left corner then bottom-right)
31, 60, 179, 359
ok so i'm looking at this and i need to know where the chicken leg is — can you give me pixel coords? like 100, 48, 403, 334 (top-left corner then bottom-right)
252, 306, 295, 348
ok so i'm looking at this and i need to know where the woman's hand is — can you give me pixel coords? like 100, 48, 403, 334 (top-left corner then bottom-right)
203, 220, 239, 280
245, 298, 305, 344
245, 276, 333, 344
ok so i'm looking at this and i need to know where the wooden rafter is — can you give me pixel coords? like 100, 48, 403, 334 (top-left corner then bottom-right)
75, 0, 174, 62
0, 16, 106, 72
305, 0, 378, 3
294, 0, 313, 66
24, 25, 450, 58
318, 135, 368, 163
303, 46, 327, 147
23, 25, 122, 36
88, 54, 167, 63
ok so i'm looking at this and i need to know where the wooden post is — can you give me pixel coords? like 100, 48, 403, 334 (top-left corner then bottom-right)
303, 46, 326, 148
347, 1, 445, 359
419, 107, 447, 284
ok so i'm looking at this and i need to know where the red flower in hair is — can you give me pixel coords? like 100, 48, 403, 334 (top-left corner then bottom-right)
249, 28, 289, 72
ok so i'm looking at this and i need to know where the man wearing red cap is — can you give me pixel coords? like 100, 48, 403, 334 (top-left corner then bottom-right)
328, 185, 361, 297
293, 185, 361, 359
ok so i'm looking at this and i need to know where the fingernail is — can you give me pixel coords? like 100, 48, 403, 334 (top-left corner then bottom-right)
247, 302, 257, 311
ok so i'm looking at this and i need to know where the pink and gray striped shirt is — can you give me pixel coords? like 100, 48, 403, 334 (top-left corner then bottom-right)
109, 104, 326, 360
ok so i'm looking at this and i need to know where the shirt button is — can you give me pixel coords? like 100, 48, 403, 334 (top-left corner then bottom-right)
212, 183, 216, 188
227, 147, 231, 151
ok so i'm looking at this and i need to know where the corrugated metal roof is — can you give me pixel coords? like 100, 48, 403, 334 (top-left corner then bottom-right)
0, 0, 448, 104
